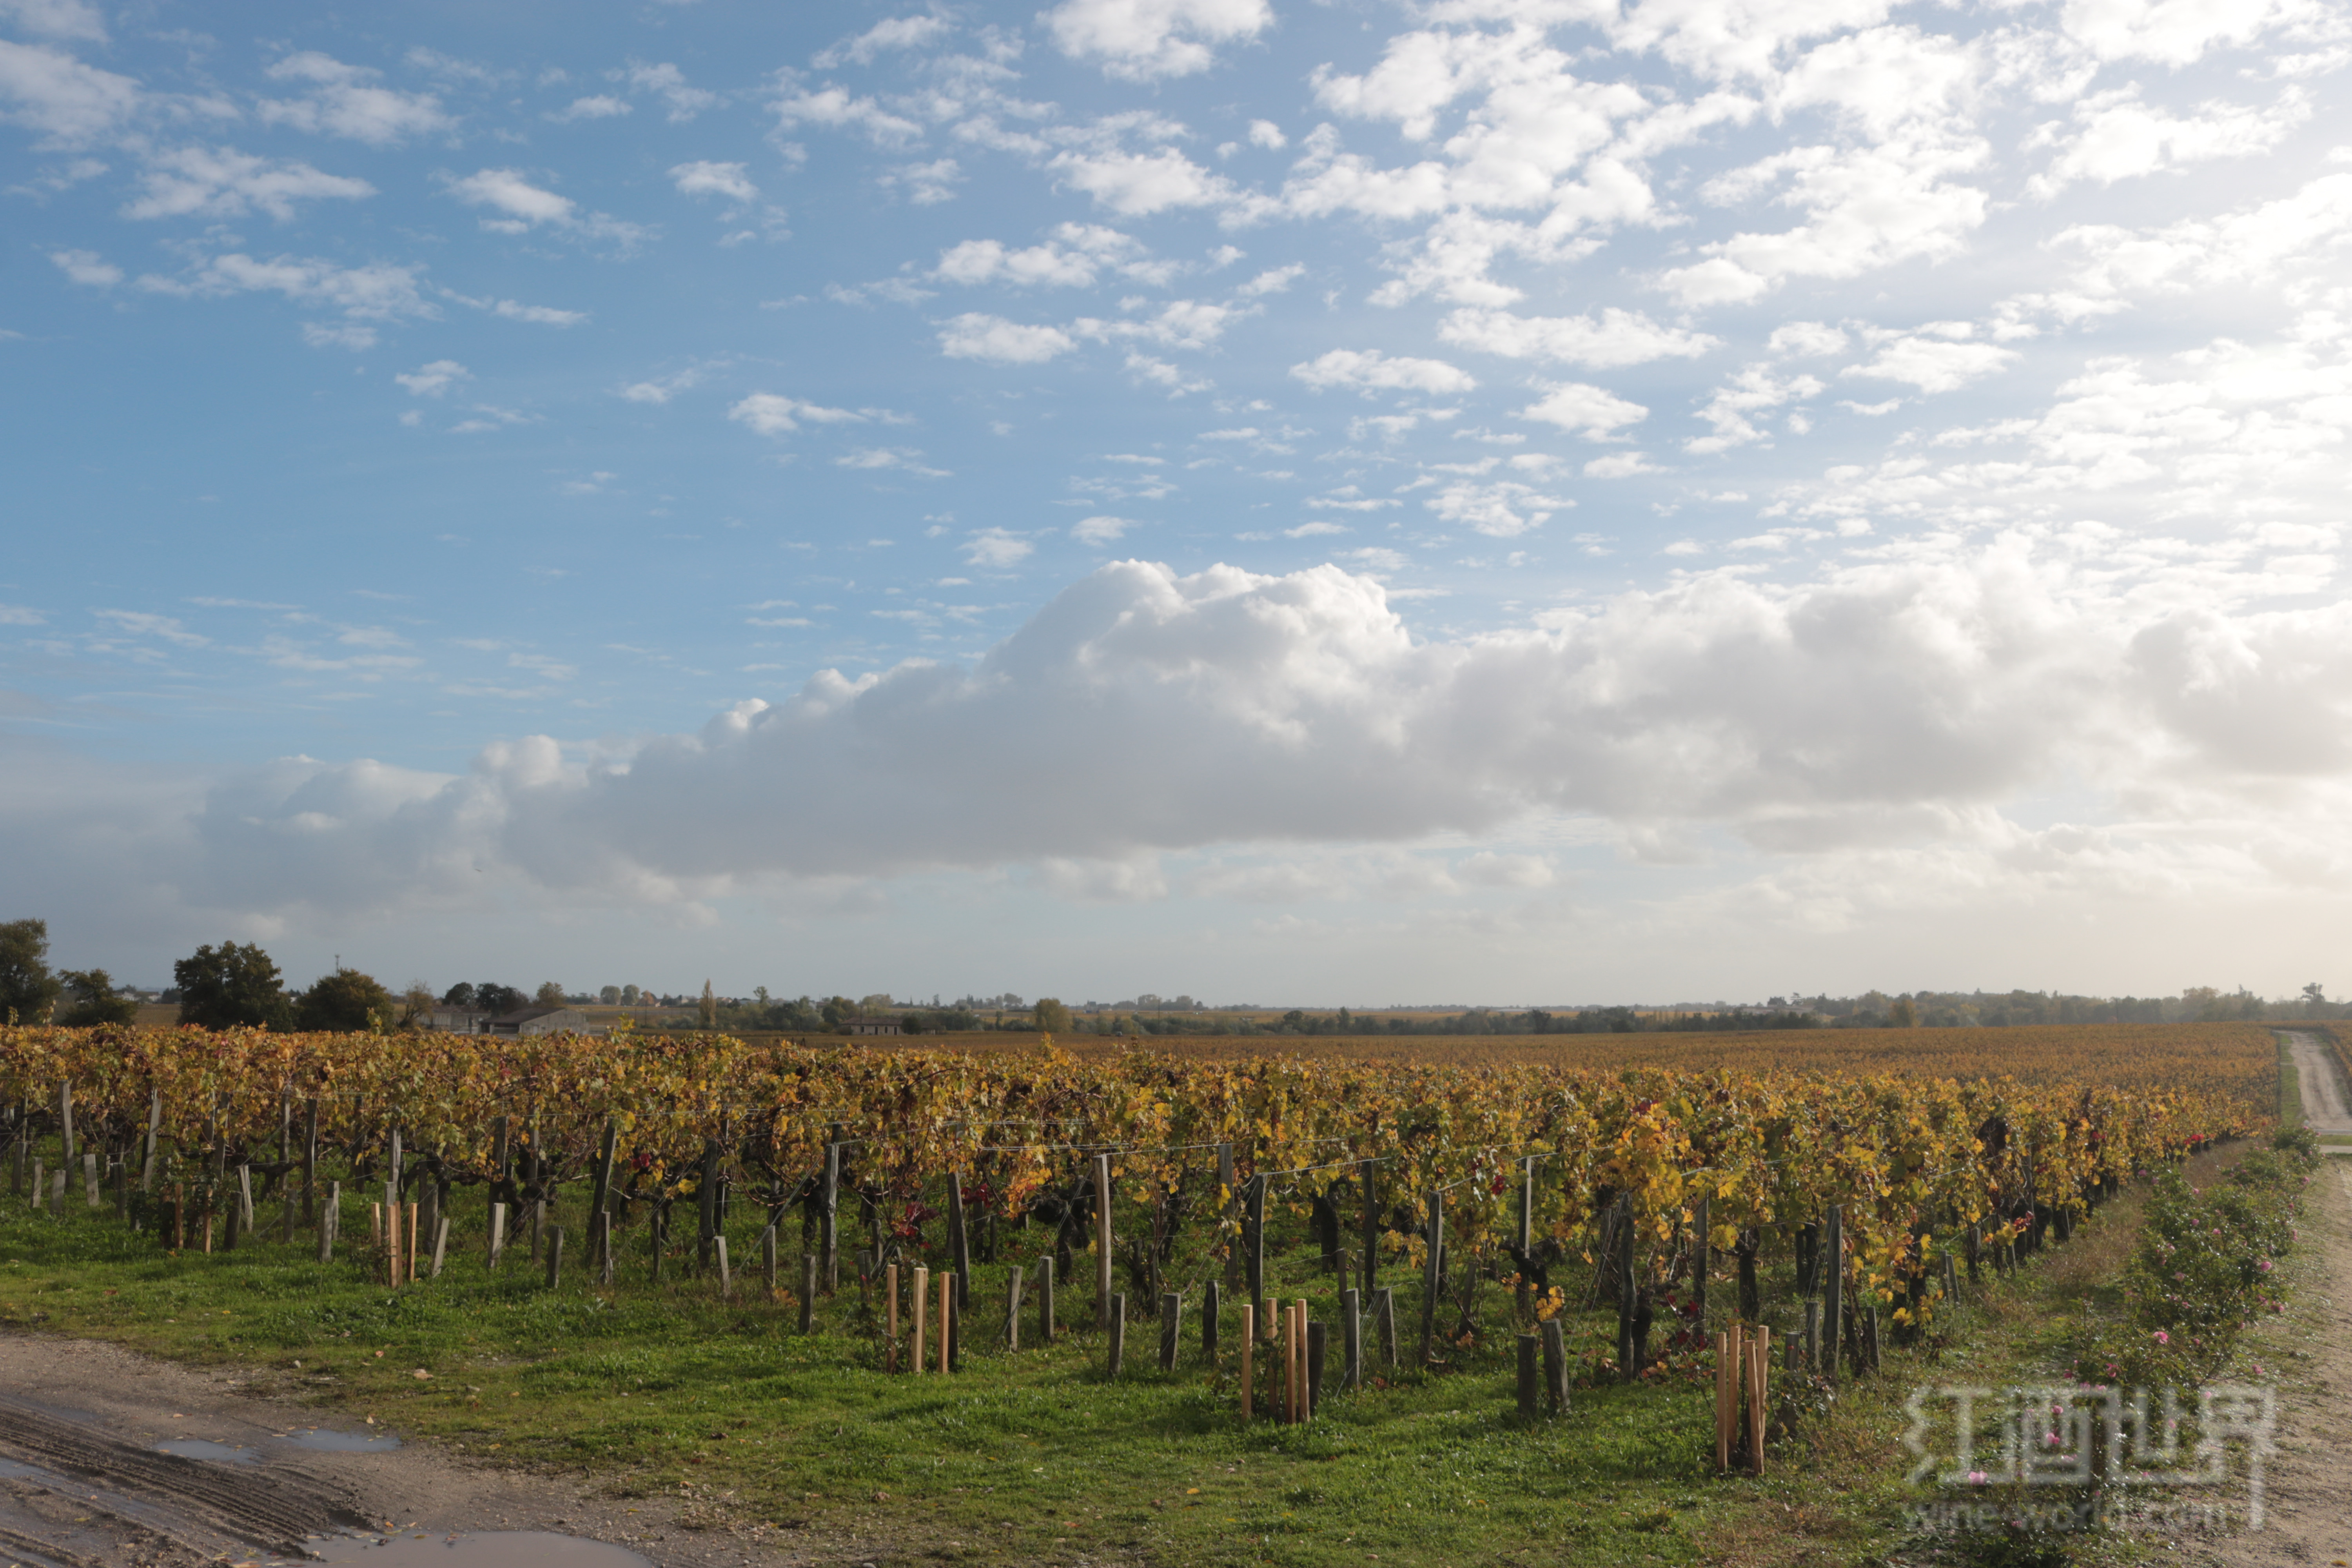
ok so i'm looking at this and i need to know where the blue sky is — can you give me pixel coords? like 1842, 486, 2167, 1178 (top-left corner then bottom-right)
6, 0, 2352, 1005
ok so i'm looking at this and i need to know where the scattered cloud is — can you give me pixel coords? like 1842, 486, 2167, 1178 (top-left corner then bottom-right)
938, 312, 1077, 363
728, 393, 866, 435
1290, 349, 1475, 396
394, 359, 470, 396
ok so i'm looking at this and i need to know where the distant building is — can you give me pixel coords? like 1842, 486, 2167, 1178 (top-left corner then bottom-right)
842, 1019, 902, 1036
426, 1006, 488, 1033
483, 1005, 592, 1037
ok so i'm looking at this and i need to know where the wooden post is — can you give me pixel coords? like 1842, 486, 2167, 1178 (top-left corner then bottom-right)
1374, 1285, 1397, 1368
821, 1144, 842, 1293
546, 1226, 564, 1289
799, 1254, 817, 1334
142, 1089, 162, 1196
1106, 1292, 1125, 1377
1821, 1205, 1843, 1388
1307, 1320, 1325, 1418
1615, 1194, 1637, 1382
590, 1118, 617, 1227
299, 1098, 317, 1221
1419, 1189, 1444, 1367
1715, 1329, 1738, 1472
1245, 1172, 1267, 1330
488, 1202, 507, 1271
1038, 1254, 1056, 1344
912, 1266, 928, 1374
886, 1263, 900, 1372
1516, 1334, 1539, 1418
715, 1236, 731, 1298
1240, 1303, 1254, 1419
431, 1216, 450, 1279
1359, 1157, 1379, 1293
1093, 1153, 1114, 1328
940, 1275, 955, 1373
1159, 1290, 1181, 1371
1691, 1196, 1710, 1334
1203, 1278, 1220, 1363
761, 1225, 778, 1294
28, 1159, 40, 1214
946, 1166, 968, 1310
1341, 1287, 1361, 1390
317, 1180, 338, 1262
1748, 1325, 1771, 1474
1516, 1156, 1535, 1323
1541, 1317, 1567, 1414
83, 1152, 100, 1209
58, 1082, 73, 1169
1005, 1261, 1025, 1349
1217, 1141, 1237, 1296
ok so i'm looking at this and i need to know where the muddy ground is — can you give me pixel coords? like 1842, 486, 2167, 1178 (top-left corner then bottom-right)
0, 1333, 892, 1567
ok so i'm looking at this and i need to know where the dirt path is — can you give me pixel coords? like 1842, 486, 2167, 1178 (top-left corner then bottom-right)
2283, 1031, 2352, 1134
0, 1333, 853, 1566
2203, 1159, 2352, 1565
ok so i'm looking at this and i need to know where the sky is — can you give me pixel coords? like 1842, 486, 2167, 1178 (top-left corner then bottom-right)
5, 0, 2352, 1007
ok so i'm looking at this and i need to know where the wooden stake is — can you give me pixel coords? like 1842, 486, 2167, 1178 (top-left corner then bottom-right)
1005, 1264, 1025, 1351
431, 1216, 450, 1279
1748, 1326, 1770, 1475
912, 1266, 928, 1375
1038, 1254, 1055, 1343
546, 1226, 564, 1289
800, 1254, 817, 1334
1240, 1303, 1254, 1419
938, 1269, 952, 1374
886, 1263, 900, 1372
488, 1202, 506, 1271
1093, 1153, 1114, 1328
407, 1201, 419, 1285
715, 1235, 731, 1297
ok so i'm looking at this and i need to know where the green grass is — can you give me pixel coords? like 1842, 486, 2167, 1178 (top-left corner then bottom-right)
2278, 1031, 2306, 1130
0, 1158, 2266, 1568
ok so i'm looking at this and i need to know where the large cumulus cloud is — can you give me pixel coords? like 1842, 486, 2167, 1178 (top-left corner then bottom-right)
11, 534, 2349, 942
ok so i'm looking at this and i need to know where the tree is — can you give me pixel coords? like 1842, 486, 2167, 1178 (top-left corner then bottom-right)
620, 984, 640, 1006
442, 982, 477, 1008
600, 985, 621, 1005
699, 979, 717, 1030
56, 967, 137, 1027
399, 980, 436, 1029
174, 941, 292, 1030
475, 983, 525, 1016
296, 968, 393, 1032
535, 980, 566, 1007
1034, 997, 1073, 1034
1889, 997, 1918, 1028
0, 918, 60, 1025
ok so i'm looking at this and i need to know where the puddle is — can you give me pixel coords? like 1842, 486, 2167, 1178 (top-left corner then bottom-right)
154, 1438, 258, 1463
312, 1531, 652, 1566
279, 1426, 404, 1453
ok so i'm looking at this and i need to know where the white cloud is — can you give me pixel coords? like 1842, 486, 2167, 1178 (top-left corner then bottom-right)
771, 84, 923, 147
1290, 349, 1476, 396
0, 0, 105, 41
728, 393, 866, 435
1686, 365, 1824, 453
626, 62, 719, 122
548, 95, 631, 122
670, 160, 758, 203
1516, 381, 1648, 439
1843, 327, 2016, 394
815, 15, 954, 68
0, 39, 139, 142
1044, 0, 1273, 80
2060, 0, 2323, 65
963, 528, 1034, 567
937, 312, 1078, 363
1236, 263, 1305, 297
443, 168, 652, 247
303, 323, 377, 350
1073, 514, 1139, 544
395, 359, 470, 397
1426, 479, 1567, 536
1051, 147, 1234, 215
935, 224, 1146, 287
139, 253, 434, 325
618, 368, 701, 404
48, 247, 119, 286
259, 53, 452, 145
123, 145, 374, 221
881, 158, 964, 205
1248, 119, 1286, 149
2029, 88, 2309, 197
1441, 307, 1720, 367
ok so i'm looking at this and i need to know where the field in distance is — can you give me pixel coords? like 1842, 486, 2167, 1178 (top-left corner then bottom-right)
728, 1018, 2277, 1103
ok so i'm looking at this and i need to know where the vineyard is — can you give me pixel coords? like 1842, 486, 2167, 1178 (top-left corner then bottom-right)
0, 1021, 2269, 1398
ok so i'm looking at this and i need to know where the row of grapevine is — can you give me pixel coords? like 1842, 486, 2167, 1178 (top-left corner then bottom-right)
0, 1024, 2258, 1352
